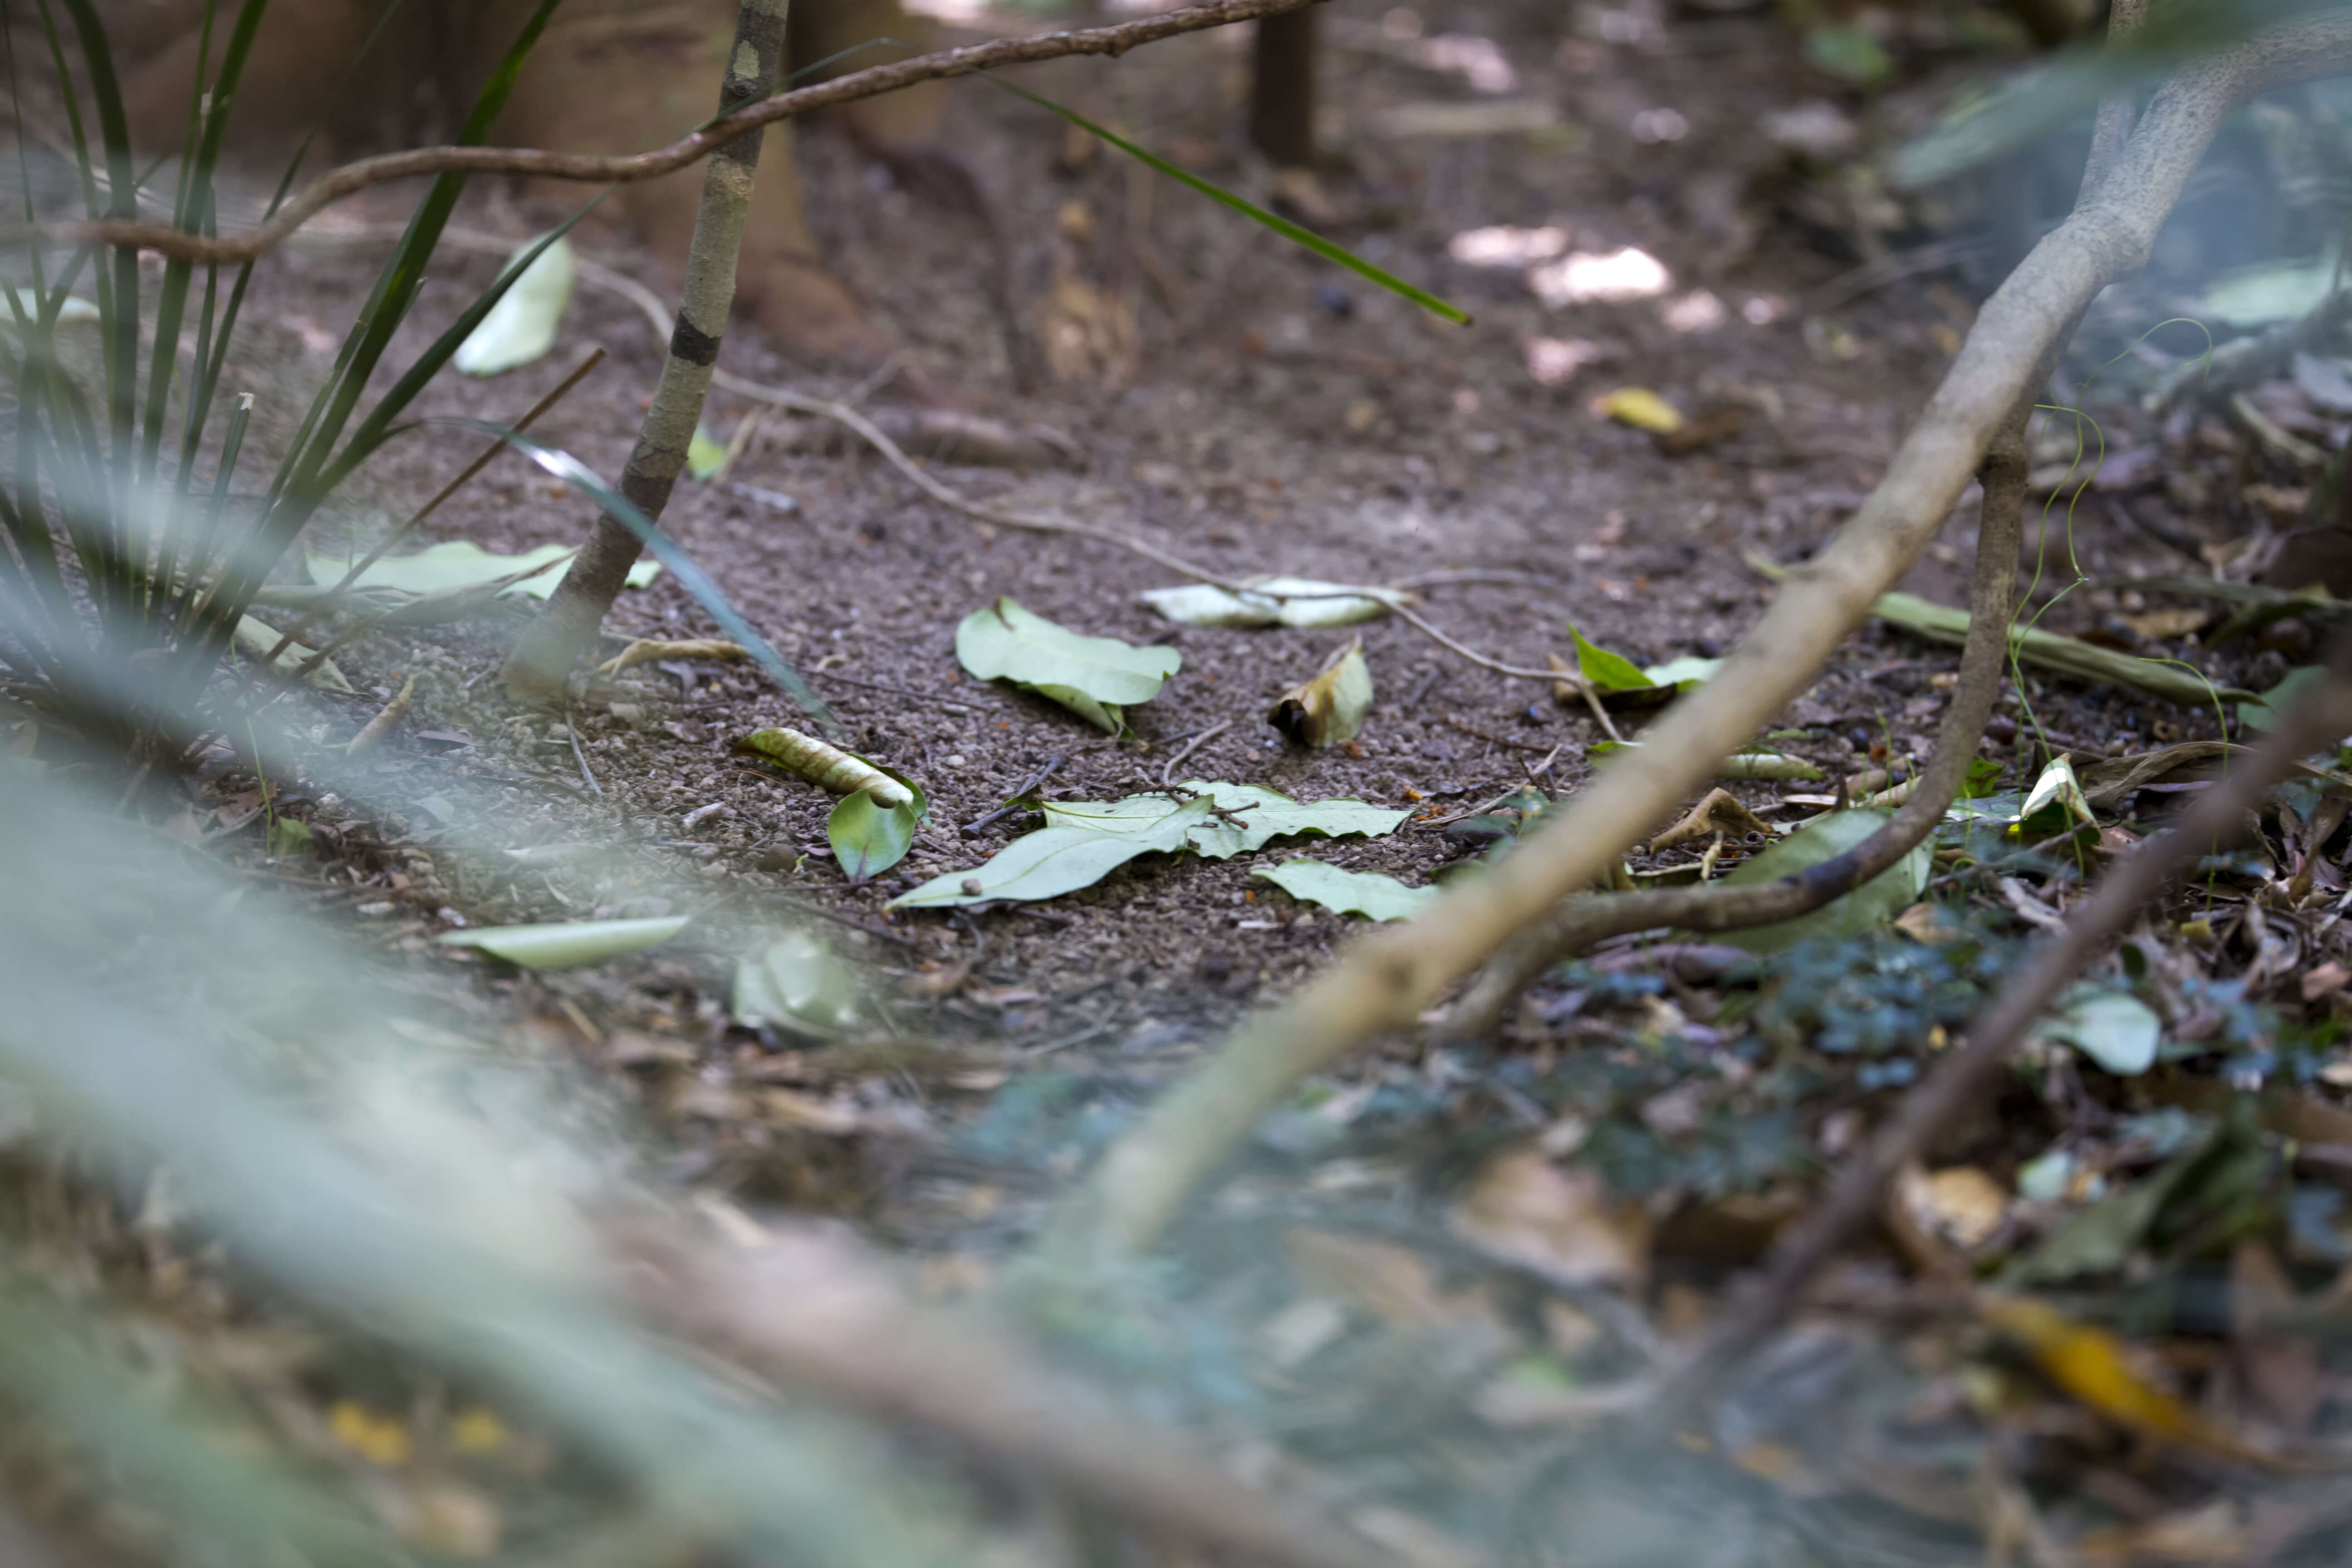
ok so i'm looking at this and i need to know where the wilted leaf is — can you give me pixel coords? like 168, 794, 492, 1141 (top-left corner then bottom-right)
453, 233, 574, 377
956, 598, 1179, 733
436, 915, 688, 968
265, 816, 314, 858
598, 637, 748, 675
1043, 780, 1409, 858
733, 929, 863, 1034
1140, 577, 1412, 628
1714, 808, 1930, 952
1253, 860, 1439, 921
2038, 987, 2161, 1076
734, 728, 914, 807
233, 616, 356, 692
2010, 753, 2097, 842
686, 424, 728, 481
1648, 787, 1773, 853
828, 769, 927, 884
889, 797, 1211, 908
1269, 637, 1373, 748
308, 541, 657, 601
1452, 1147, 1649, 1289
1592, 387, 1686, 435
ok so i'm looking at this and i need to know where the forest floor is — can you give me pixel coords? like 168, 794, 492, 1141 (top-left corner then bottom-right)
109, 0, 2352, 1562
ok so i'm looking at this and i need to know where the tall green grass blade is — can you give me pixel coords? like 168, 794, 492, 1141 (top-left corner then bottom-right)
984, 75, 1470, 327
436, 419, 841, 735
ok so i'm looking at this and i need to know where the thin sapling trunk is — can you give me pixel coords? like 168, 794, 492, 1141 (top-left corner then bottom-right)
1248, 7, 1317, 168
501, 0, 788, 700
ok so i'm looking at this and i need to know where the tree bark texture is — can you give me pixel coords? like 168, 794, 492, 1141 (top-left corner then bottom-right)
1248, 8, 1317, 168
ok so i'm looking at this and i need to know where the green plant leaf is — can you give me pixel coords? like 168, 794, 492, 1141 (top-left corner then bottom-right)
1641, 655, 1723, 689
1713, 808, 1930, 953
2037, 987, 2161, 1076
986, 76, 1469, 328
1803, 23, 1891, 83
435, 915, 687, 968
232, 616, 354, 692
453, 233, 575, 376
2011, 753, 2097, 841
1269, 637, 1375, 749
1040, 780, 1409, 859
955, 598, 1178, 733
1568, 624, 1654, 694
1252, 860, 1440, 921
828, 768, 926, 884
2240, 665, 2324, 730
307, 540, 658, 601
686, 423, 727, 481
887, 797, 1211, 909
733, 929, 863, 1034
1139, 577, 1408, 628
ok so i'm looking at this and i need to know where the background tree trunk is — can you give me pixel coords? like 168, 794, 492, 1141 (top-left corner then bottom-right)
1248, 8, 1316, 168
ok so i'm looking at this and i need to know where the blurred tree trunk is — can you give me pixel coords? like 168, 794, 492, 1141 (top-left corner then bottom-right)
1248, 8, 1316, 168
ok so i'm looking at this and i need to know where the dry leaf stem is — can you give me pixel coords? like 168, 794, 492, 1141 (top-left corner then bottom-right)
1049, 7, 2352, 1258
1432, 405, 2030, 1042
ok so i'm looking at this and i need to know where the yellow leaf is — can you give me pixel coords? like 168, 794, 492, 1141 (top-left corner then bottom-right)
329, 1399, 413, 1467
447, 1407, 510, 1457
1591, 387, 1686, 435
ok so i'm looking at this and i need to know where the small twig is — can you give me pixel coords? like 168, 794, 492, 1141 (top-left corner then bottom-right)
961, 757, 1067, 836
562, 697, 604, 796
1649, 646, 2352, 1428
816, 671, 988, 712
1158, 720, 1235, 786
1442, 715, 1553, 754
347, 675, 416, 756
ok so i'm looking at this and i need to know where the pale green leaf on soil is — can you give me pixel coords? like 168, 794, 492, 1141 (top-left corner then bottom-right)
733, 929, 863, 1034
686, 424, 728, 481
1568, 624, 1654, 694
1804, 23, 1891, 83
2011, 753, 2097, 841
2037, 987, 2161, 1076
265, 817, 314, 858
308, 541, 657, 601
828, 769, 927, 884
1641, 655, 1723, 689
1269, 636, 1374, 748
2239, 665, 2325, 731
435, 915, 688, 968
1140, 577, 1410, 629
888, 797, 1213, 909
1253, 860, 1441, 921
454, 233, 575, 377
1716, 750, 1823, 782
2197, 258, 2337, 329
1041, 780, 1410, 859
1713, 808, 1931, 953
233, 616, 356, 693
956, 598, 1180, 734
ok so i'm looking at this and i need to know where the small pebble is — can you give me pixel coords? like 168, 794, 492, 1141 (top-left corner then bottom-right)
945, 754, 968, 767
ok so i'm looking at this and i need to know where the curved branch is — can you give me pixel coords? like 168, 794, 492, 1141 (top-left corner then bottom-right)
10, 0, 1322, 266
1048, 7, 2352, 1259
1433, 409, 2030, 1044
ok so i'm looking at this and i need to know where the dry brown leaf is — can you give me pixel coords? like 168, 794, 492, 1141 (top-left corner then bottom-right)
2120, 605, 2213, 641
347, 674, 415, 755
1282, 1227, 1504, 1332
1897, 1162, 2008, 1250
1450, 1147, 1649, 1290
2233, 1239, 2325, 1434
597, 637, 750, 676
1894, 902, 1962, 944
1648, 786, 1772, 854
2303, 960, 2350, 1003
1268, 636, 1374, 748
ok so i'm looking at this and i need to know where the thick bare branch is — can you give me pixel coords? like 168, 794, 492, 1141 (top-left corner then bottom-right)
12, 0, 1322, 267
1051, 7, 2352, 1259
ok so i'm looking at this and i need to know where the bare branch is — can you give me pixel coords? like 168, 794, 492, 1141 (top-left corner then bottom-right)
11, 0, 1323, 267
1049, 6, 2352, 1259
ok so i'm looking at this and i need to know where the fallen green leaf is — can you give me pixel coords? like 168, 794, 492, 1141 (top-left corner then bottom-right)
307, 541, 657, 602
1642, 655, 1723, 689
233, 616, 356, 693
955, 598, 1179, 734
1568, 623, 1654, 695
828, 769, 927, 884
265, 817, 314, 858
2011, 753, 2097, 842
1713, 808, 1930, 953
2240, 666, 2325, 731
1253, 860, 1440, 921
454, 232, 575, 377
888, 797, 1212, 908
733, 929, 862, 1034
1715, 750, 1824, 782
1269, 636, 1373, 748
2038, 987, 2161, 1076
1040, 780, 1409, 858
435, 915, 688, 968
1140, 576, 1410, 628
686, 423, 728, 481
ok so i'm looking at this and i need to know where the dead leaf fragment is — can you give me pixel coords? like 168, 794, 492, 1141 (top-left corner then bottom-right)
2120, 605, 2211, 642
1269, 636, 1374, 748
347, 674, 416, 755
1648, 787, 1772, 854
598, 637, 750, 676
1450, 1147, 1649, 1290
1591, 386, 1686, 435
1654, 402, 1746, 456
2303, 960, 2349, 1003
1897, 1162, 2008, 1250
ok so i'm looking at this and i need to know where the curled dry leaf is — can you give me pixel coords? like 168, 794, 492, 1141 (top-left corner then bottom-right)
1269, 636, 1374, 748
347, 675, 416, 755
1896, 1162, 2009, 1250
598, 638, 748, 676
732, 729, 913, 808
1647, 787, 1774, 854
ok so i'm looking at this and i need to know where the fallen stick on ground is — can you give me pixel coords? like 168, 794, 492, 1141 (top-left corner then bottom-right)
1433, 408, 2029, 1042
18, 0, 1328, 266
1046, 7, 2352, 1257
1649, 644, 2352, 1425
